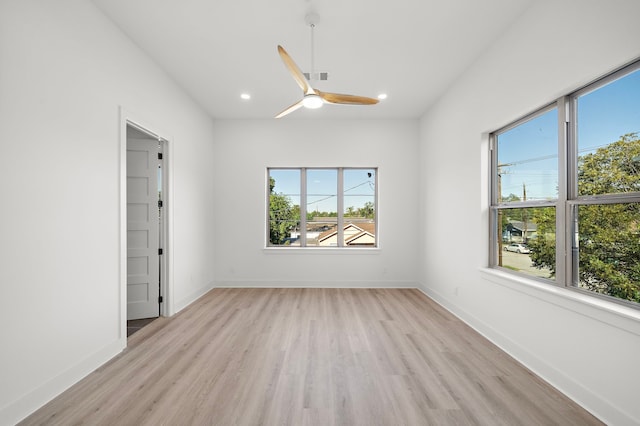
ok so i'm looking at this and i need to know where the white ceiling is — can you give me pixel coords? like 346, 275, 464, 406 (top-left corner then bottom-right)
92, 0, 532, 120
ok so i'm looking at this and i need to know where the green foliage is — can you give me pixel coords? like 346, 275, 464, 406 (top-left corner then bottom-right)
578, 133, 640, 196
268, 177, 298, 245
527, 207, 556, 277
529, 134, 640, 302
575, 197, 640, 302
359, 201, 375, 219
307, 210, 337, 220
343, 202, 375, 219
311, 202, 375, 220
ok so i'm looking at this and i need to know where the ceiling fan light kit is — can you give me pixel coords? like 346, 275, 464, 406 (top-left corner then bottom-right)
302, 94, 323, 109
275, 13, 379, 118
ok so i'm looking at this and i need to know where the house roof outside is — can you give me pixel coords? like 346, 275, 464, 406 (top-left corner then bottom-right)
507, 220, 537, 233
317, 221, 376, 246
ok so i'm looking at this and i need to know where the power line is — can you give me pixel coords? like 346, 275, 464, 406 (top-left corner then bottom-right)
307, 179, 374, 206
270, 177, 375, 212
500, 141, 630, 167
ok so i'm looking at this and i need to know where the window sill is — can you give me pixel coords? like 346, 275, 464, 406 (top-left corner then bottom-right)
480, 268, 640, 336
263, 247, 381, 255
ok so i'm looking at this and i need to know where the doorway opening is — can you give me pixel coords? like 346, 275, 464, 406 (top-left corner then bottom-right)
125, 123, 167, 337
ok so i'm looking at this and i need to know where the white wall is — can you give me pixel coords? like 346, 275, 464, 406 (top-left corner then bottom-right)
0, 1, 215, 424
212, 119, 419, 288
418, 0, 640, 424
5, 0, 639, 423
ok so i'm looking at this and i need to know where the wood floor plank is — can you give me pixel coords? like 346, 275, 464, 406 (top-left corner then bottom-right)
20, 288, 603, 426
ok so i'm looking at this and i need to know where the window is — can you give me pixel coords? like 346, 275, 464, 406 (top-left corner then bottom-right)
267, 168, 377, 248
491, 59, 640, 307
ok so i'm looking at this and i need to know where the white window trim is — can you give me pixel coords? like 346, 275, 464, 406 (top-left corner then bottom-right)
489, 58, 640, 310
266, 167, 379, 249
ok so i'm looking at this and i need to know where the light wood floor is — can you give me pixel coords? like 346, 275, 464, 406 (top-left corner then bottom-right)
21, 288, 602, 425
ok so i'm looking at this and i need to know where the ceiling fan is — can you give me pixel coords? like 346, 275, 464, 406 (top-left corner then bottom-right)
275, 13, 379, 118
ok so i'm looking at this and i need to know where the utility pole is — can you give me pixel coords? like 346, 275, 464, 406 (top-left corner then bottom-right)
498, 172, 503, 266
496, 162, 515, 267
522, 182, 528, 243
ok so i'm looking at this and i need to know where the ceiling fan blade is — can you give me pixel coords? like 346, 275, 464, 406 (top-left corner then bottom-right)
277, 45, 313, 95
275, 99, 304, 119
318, 91, 379, 105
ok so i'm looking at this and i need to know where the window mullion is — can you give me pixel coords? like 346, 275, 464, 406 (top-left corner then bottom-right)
489, 134, 500, 266
556, 97, 569, 287
266, 169, 271, 246
337, 168, 344, 247
300, 168, 307, 247
374, 168, 379, 248
564, 94, 579, 288
566, 95, 579, 201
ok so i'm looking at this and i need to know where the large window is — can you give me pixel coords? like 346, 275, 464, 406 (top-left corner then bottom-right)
267, 168, 377, 248
491, 59, 640, 307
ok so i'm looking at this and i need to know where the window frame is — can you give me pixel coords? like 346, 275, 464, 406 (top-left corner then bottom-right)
489, 58, 640, 308
489, 102, 563, 285
266, 167, 378, 249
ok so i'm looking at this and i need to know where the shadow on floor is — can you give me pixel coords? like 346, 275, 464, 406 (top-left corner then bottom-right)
127, 317, 157, 337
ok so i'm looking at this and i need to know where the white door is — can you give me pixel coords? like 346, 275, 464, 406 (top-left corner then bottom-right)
127, 138, 160, 320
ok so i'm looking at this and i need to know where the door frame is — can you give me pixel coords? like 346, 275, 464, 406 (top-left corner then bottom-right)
119, 107, 174, 340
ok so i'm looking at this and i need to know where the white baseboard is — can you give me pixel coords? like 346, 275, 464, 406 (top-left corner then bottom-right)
213, 280, 419, 289
172, 281, 217, 315
1, 338, 126, 426
415, 282, 635, 426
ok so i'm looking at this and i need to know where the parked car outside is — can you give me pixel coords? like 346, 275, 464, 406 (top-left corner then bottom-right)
504, 243, 531, 254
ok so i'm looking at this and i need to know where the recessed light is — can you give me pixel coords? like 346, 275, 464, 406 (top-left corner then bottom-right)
377, 93, 388, 100
240, 93, 251, 100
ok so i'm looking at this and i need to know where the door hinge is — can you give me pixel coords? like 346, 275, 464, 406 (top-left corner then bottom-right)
158, 296, 163, 303
158, 152, 163, 160
158, 199, 163, 208
158, 248, 163, 255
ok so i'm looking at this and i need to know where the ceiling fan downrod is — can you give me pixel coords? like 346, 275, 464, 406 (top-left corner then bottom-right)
305, 12, 320, 81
